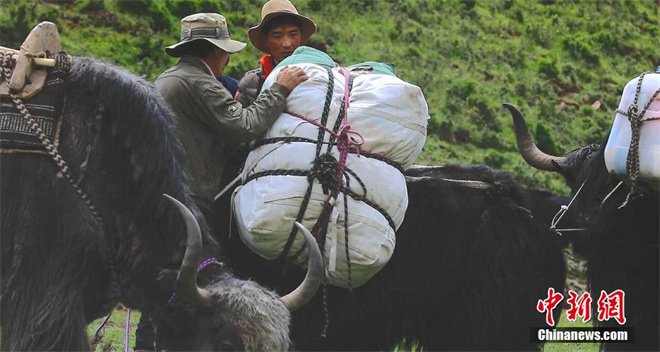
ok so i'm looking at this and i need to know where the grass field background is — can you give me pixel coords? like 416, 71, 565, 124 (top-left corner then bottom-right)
89, 308, 599, 351
2, 0, 657, 195
88, 308, 140, 352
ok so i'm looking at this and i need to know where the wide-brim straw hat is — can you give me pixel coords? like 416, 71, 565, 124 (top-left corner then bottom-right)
247, 0, 316, 53
166, 13, 246, 57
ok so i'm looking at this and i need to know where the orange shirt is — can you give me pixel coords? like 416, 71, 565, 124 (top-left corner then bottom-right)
260, 54, 275, 79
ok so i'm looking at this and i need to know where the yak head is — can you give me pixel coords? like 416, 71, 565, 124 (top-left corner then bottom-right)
503, 103, 617, 224
504, 102, 660, 220
59, 57, 323, 350
149, 197, 323, 351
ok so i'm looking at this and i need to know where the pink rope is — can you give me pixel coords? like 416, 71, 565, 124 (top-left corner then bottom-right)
340, 67, 350, 122
301, 67, 359, 241
333, 67, 355, 199
168, 258, 219, 304
283, 67, 364, 155
284, 110, 364, 150
124, 309, 131, 352
285, 67, 360, 201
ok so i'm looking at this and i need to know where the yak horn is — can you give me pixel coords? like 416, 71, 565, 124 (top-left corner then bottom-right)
280, 222, 324, 312
503, 103, 566, 172
164, 194, 213, 309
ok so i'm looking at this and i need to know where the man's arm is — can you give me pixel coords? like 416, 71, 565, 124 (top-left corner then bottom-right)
199, 81, 289, 142
199, 66, 308, 142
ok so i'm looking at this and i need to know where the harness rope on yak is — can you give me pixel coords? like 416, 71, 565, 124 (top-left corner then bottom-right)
0, 50, 101, 221
2, 49, 127, 350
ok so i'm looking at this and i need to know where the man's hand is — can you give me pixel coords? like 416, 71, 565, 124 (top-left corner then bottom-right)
275, 66, 308, 92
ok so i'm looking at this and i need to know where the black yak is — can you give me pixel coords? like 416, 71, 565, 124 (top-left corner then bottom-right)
213, 162, 566, 350
504, 103, 659, 351
0, 54, 323, 351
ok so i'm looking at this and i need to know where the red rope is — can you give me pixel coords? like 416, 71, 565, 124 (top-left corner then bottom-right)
310, 68, 358, 241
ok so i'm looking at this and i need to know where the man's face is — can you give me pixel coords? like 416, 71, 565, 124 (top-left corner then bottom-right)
264, 24, 302, 63
207, 48, 230, 79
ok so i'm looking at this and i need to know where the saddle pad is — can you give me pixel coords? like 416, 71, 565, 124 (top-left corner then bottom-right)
0, 66, 66, 154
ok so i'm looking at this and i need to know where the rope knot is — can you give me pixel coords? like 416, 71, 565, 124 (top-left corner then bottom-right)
51, 51, 73, 72
626, 104, 639, 121
337, 123, 364, 151
310, 153, 340, 194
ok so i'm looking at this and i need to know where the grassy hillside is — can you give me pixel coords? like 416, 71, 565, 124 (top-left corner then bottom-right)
1, 0, 658, 193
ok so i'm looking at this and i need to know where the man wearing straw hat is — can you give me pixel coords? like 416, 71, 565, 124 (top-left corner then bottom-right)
135, 12, 308, 351
235, 0, 316, 107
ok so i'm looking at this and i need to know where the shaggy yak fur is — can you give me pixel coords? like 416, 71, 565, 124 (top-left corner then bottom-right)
214, 163, 567, 351
506, 105, 659, 351
0, 58, 291, 351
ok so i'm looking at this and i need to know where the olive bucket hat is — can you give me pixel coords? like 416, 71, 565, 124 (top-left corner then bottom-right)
247, 0, 316, 53
165, 13, 247, 57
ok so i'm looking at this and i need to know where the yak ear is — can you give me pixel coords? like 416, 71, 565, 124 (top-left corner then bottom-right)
551, 159, 574, 183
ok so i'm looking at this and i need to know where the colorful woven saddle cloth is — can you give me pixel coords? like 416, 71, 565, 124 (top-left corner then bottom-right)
1, 21, 67, 155
0, 66, 67, 154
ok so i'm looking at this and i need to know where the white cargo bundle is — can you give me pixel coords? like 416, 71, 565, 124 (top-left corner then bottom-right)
604, 71, 660, 190
233, 58, 429, 288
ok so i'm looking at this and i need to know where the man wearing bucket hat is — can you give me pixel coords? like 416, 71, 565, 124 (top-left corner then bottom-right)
135, 12, 308, 351
235, 0, 316, 107
155, 13, 307, 209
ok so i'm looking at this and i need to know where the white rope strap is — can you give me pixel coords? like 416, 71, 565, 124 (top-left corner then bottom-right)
550, 178, 588, 236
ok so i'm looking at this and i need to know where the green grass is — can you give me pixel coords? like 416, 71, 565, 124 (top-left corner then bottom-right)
88, 307, 141, 352
90, 308, 599, 351
542, 310, 600, 352
1, 0, 657, 194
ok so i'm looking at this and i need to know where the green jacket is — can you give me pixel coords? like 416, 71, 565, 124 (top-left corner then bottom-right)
155, 55, 289, 205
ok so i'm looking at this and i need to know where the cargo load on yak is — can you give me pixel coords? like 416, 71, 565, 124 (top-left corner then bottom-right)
233, 46, 429, 288
604, 68, 660, 191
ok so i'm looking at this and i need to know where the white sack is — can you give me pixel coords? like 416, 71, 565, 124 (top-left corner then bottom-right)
234, 63, 428, 287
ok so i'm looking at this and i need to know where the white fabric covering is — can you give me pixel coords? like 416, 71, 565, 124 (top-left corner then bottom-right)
234, 63, 429, 287
604, 72, 660, 190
